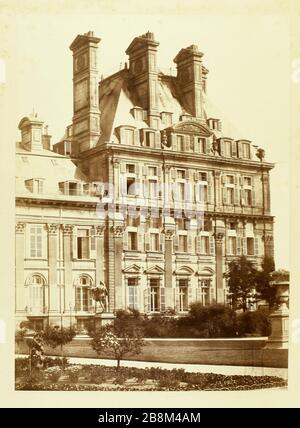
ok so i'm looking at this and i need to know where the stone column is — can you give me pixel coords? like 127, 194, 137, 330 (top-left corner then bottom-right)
164, 223, 175, 309
15, 222, 26, 316
47, 224, 59, 316
215, 230, 225, 304
62, 224, 74, 313
264, 234, 274, 259
95, 224, 106, 286
112, 224, 124, 311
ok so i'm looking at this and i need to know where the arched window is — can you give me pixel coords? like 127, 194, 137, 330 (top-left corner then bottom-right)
27, 274, 46, 314
75, 276, 93, 312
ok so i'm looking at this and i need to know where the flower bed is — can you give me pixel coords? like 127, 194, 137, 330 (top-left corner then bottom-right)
15, 360, 287, 391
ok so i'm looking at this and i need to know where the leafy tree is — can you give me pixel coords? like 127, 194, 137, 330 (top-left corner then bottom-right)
90, 321, 145, 370
15, 328, 44, 376
224, 256, 258, 312
255, 256, 278, 308
41, 325, 76, 365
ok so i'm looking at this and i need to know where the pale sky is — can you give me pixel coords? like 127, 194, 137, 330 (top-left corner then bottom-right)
0, 2, 290, 269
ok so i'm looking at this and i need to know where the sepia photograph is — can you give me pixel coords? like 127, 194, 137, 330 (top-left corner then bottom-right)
1, 0, 299, 409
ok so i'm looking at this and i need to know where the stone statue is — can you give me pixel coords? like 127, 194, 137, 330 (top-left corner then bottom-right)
91, 281, 108, 313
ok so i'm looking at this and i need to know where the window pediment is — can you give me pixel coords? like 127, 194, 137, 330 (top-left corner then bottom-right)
144, 265, 165, 275
170, 121, 212, 137
123, 264, 142, 273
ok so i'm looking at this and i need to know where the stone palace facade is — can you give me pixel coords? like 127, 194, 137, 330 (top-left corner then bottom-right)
15, 31, 274, 331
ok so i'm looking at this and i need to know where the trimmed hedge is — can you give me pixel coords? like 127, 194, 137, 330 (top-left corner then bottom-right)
111, 306, 271, 339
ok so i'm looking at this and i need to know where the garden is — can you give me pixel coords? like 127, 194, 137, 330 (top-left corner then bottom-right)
14, 258, 289, 391
15, 357, 287, 391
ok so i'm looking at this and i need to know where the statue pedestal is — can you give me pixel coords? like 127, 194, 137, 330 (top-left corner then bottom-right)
265, 281, 289, 349
94, 312, 115, 328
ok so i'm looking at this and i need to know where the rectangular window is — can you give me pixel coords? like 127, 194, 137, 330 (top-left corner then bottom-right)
145, 132, 155, 147
77, 229, 90, 259
148, 166, 157, 176
199, 172, 207, 182
225, 141, 232, 157
244, 177, 251, 187
177, 218, 186, 230
149, 180, 158, 198
30, 225, 43, 258
150, 217, 160, 228
226, 187, 234, 205
198, 138, 206, 154
179, 235, 188, 253
90, 229, 96, 252
228, 236, 237, 255
124, 129, 134, 145
229, 222, 236, 230
177, 169, 186, 179
150, 278, 160, 312
199, 279, 211, 306
128, 232, 137, 251
178, 182, 185, 201
128, 278, 139, 310
247, 237, 254, 255
200, 236, 209, 254
68, 182, 80, 196
126, 177, 136, 195
198, 184, 208, 202
177, 135, 184, 151
126, 164, 135, 174
227, 175, 234, 184
244, 189, 252, 205
65, 141, 71, 156
178, 279, 189, 312
243, 143, 250, 159
150, 233, 159, 251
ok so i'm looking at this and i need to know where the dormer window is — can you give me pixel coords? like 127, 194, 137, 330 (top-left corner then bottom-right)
224, 140, 232, 157
59, 181, 81, 196
124, 128, 134, 145
237, 140, 251, 159
145, 131, 155, 147
64, 141, 72, 156
130, 107, 146, 122
208, 118, 221, 131
242, 143, 250, 159
197, 137, 207, 154
25, 178, 44, 194
177, 135, 184, 151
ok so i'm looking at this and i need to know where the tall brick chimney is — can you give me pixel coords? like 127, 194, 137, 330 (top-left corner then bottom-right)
69, 31, 101, 152
174, 44, 205, 119
125, 31, 160, 129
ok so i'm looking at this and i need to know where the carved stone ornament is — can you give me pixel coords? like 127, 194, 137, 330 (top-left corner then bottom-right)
95, 224, 106, 236
15, 222, 26, 233
111, 225, 125, 237
163, 228, 175, 240
215, 232, 224, 242
47, 223, 59, 235
62, 224, 74, 235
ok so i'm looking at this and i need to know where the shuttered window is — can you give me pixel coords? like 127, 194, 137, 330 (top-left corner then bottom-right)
29, 225, 43, 258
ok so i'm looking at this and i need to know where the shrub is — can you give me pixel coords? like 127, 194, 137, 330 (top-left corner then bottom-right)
236, 309, 271, 337
44, 366, 62, 382
65, 365, 82, 383
179, 303, 237, 338
43, 356, 69, 369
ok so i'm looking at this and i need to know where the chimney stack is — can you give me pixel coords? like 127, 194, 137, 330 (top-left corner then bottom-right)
174, 44, 205, 119
18, 114, 44, 152
69, 31, 101, 152
126, 31, 160, 129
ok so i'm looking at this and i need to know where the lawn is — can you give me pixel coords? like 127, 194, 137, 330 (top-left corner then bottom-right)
15, 357, 287, 391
